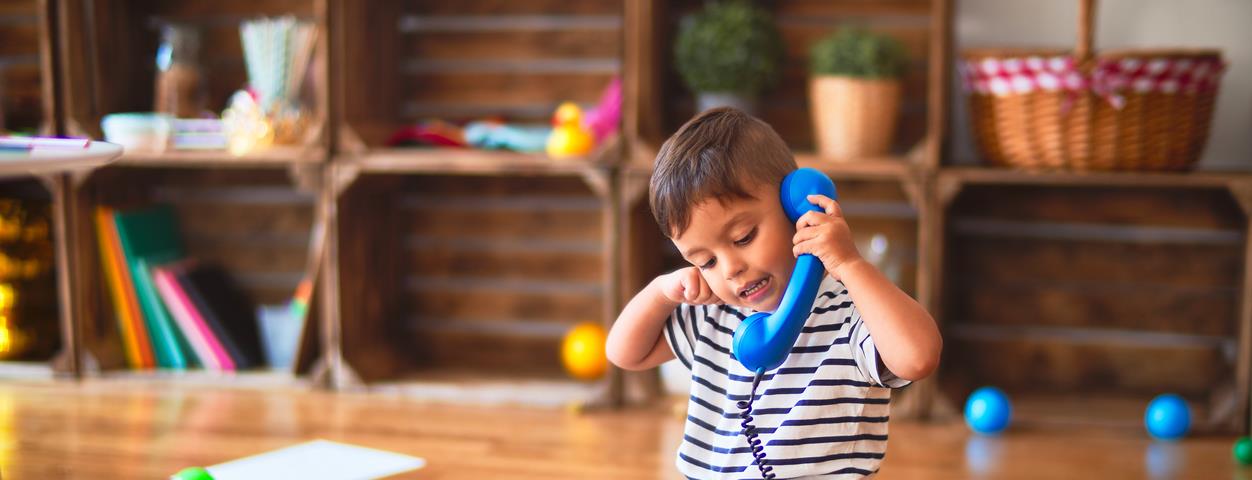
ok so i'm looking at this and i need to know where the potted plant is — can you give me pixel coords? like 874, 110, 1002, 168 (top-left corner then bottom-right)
674, 0, 782, 114
809, 28, 908, 160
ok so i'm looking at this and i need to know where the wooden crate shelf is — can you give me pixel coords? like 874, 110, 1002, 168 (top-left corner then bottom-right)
321, 0, 626, 402
346, 136, 621, 178
625, 0, 946, 168
328, 171, 617, 393
939, 165, 1251, 190
69, 165, 323, 379
929, 172, 1252, 432
42, 0, 333, 383
334, 0, 624, 164
115, 146, 326, 169
57, 0, 330, 157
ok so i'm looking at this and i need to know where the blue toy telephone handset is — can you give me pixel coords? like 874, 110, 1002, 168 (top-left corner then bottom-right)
732, 167, 837, 374
731, 168, 836, 480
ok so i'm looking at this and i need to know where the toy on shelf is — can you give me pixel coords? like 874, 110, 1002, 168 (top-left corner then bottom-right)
583, 76, 621, 144
561, 322, 607, 381
545, 102, 595, 159
465, 121, 550, 153
1144, 394, 1190, 440
385, 120, 467, 148
221, 91, 273, 156
965, 386, 1012, 435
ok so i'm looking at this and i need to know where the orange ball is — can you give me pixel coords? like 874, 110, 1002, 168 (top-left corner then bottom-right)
561, 322, 607, 380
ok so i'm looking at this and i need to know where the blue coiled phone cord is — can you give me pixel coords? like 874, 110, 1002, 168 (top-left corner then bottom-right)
737, 368, 775, 479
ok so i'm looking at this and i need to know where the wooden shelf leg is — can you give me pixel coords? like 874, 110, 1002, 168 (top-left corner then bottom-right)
1228, 181, 1252, 434
903, 173, 965, 421
39, 173, 79, 378
317, 162, 364, 390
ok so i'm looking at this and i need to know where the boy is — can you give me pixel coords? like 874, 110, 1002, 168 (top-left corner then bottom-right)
606, 108, 941, 479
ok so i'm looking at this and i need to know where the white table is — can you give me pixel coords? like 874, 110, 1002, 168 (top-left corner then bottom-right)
0, 141, 122, 177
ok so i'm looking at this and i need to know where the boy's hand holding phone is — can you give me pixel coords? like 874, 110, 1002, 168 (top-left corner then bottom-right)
792, 194, 864, 280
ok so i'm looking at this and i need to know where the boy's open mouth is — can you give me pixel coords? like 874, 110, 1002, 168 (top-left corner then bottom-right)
738, 277, 770, 300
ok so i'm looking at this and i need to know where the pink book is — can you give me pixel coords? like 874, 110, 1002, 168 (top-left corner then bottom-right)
152, 264, 236, 371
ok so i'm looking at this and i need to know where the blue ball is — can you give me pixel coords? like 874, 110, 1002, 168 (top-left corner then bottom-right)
965, 386, 1012, 434
1145, 394, 1191, 440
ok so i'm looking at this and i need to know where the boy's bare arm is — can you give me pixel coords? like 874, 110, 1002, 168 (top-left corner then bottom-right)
607, 267, 720, 371
835, 259, 941, 381
794, 194, 942, 381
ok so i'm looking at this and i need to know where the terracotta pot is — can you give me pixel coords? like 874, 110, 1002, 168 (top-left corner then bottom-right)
809, 76, 901, 160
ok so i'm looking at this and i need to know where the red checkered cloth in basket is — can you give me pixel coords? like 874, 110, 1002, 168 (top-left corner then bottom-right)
960, 56, 1226, 109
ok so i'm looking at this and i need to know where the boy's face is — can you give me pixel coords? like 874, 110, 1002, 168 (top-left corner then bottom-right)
672, 182, 797, 312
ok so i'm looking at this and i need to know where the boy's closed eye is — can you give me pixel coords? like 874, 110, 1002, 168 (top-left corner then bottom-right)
694, 226, 759, 271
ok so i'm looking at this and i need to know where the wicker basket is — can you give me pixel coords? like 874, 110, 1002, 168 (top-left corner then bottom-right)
960, 0, 1225, 171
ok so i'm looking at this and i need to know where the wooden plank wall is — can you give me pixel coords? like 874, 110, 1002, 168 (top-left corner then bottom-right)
0, 0, 45, 132
399, 176, 604, 377
340, 0, 624, 146
76, 168, 315, 370
942, 186, 1245, 400
659, 0, 933, 152
337, 174, 605, 380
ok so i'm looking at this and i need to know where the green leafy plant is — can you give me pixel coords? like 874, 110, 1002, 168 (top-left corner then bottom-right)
674, 1, 782, 95
810, 28, 908, 79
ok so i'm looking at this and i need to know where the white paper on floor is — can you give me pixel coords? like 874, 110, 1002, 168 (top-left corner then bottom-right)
206, 439, 426, 480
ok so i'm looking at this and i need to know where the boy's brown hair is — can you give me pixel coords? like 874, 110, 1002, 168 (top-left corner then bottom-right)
650, 107, 797, 238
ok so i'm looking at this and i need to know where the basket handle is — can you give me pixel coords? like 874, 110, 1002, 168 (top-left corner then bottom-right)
1075, 0, 1096, 64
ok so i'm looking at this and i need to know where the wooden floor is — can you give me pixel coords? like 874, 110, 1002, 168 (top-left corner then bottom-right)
0, 379, 1247, 479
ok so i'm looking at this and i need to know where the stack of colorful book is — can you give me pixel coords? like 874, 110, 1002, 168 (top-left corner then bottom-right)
94, 205, 265, 370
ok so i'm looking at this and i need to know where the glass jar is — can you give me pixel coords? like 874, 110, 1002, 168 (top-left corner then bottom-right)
153, 24, 206, 118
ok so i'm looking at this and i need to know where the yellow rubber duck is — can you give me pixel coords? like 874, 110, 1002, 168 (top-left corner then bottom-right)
546, 102, 595, 159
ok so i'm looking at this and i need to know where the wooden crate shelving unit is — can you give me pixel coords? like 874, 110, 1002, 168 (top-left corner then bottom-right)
325, 0, 624, 400
922, 0, 1251, 434
927, 168, 1252, 433
54, 0, 331, 385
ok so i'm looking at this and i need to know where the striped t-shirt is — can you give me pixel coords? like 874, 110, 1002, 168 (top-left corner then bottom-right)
664, 276, 909, 479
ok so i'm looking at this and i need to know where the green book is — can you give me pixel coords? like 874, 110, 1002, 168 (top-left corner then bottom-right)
113, 205, 194, 369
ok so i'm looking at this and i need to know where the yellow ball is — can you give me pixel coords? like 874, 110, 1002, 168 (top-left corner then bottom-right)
561, 322, 607, 381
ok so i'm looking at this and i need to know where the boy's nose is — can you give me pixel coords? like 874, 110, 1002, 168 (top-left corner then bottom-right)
722, 255, 747, 281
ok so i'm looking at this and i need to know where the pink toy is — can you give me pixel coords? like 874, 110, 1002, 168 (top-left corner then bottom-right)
583, 77, 621, 143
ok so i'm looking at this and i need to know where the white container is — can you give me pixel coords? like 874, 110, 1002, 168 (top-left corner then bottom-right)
101, 112, 172, 152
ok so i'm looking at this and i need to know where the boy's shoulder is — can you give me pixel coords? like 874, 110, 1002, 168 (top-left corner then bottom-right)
814, 276, 851, 305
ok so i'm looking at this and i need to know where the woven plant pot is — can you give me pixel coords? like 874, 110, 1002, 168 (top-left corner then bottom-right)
809, 76, 901, 160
